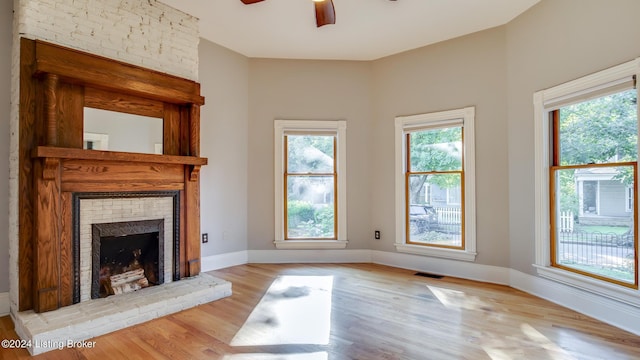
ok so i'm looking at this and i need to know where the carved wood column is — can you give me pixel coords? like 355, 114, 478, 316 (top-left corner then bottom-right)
184, 169, 201, 277
33, 157, 62, 312
44, 74, 59, 146
185, 104, 201, 277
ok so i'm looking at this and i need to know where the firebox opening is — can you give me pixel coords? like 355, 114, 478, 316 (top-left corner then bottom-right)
91, 218, 165, 300
98, 232, 160, 298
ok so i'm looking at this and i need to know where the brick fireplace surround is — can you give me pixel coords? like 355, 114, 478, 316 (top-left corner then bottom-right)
9, 1, 231, 355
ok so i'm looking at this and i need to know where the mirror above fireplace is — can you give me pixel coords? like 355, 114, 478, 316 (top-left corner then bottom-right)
83, 107, 163, 154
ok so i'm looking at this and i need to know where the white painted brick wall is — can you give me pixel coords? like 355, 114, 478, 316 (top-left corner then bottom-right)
14, 0, 199, 80
9, 0, 200, 315
9, 1, 21, 316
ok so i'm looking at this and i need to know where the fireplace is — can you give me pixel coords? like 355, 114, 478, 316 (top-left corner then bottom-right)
74, 192, 179, 303
11, 5, 231, 354
17, 39, 207, 314
92, 219, 164, 299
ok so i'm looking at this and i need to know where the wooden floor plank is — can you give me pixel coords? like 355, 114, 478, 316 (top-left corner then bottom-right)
1, 263, 639, 359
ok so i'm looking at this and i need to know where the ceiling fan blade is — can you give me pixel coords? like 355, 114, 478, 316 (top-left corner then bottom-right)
240, 0, 265, 4
314, 0, 336, 27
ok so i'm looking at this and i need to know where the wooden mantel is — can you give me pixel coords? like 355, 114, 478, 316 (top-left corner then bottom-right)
35, 146, 207, 182
19, 38, 207, 313
34, 146, 208, 166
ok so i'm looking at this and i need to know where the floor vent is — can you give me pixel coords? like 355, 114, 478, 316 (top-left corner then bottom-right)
414, 272, 443, 279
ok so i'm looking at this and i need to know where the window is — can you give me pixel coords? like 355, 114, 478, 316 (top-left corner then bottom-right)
394, 107, 477, 261
274, 120, 347, 249
534, 59, 640, 301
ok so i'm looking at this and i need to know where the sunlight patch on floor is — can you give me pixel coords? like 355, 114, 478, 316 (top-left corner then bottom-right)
230, 276, 334, 347
520, 323, 575, 360
481, 339, 524, 360
427, 285, 489, 311
222, 352, 328, 360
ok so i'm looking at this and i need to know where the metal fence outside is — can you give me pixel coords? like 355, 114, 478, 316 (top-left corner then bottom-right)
556, 231, 635, 281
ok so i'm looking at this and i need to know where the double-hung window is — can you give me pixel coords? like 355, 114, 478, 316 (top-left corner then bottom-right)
395, 107, 477, 261
274, 120, 347, 249
534, 59, 640, 298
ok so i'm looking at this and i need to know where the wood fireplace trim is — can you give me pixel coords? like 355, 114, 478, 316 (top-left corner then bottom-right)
19, 38, 206, 312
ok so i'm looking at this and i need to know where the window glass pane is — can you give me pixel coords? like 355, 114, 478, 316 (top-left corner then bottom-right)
287, 135, 334, 173
559, 88, 637, 166
409, 127, 462, 172
408, 173, 462, 247
553, 166, 636, 284
286, 175, 335, 239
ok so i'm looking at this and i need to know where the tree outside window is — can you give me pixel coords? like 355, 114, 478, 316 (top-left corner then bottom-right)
406, 126, 464, 248
394, 107, 477, 261
551, 88, 638, 287
274, 120, 347, 249
285, 135, 336, 239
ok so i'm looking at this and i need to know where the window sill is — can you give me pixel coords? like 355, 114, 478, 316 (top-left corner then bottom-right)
533, 265, 640, 308
274, 240, 348, 250
395, 244, 477, 262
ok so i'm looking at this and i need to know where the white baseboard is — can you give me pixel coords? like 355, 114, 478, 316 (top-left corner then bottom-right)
0, 292, 9, 316
509, 269, 640, 336
201, 251, 249, 272
371, 250, 510, 285
248, 249, 372, 263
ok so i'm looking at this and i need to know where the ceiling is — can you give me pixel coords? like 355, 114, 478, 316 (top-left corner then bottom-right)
159, 0, 540, 61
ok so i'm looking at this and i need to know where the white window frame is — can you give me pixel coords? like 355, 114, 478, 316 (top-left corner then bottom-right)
626, 186, 634, 213
274, 120, 347, 249
394, 107, 477, 261
534, 58, 640, 305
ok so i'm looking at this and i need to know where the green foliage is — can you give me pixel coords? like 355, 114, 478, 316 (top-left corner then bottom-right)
576, 225, 630, 235
408, 127, 462, 202
556, 89, 637, 213
287, 200, 315, 225
559, 89, 637, 166
558, 170, 579, 214
409, 127, 462, 172
287, 201, 334, 238
287, 135, 334, 173
315, 206, 335, 236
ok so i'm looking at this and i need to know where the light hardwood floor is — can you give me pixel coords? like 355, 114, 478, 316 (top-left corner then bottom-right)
2, 263, 640, 359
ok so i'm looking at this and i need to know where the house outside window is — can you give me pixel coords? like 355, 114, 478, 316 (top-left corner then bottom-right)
534, 59, 639, 300
394, 107, 477, 261
274, 120, 347, 249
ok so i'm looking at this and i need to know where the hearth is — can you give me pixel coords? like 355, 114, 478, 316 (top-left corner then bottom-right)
92, 219, 164, 299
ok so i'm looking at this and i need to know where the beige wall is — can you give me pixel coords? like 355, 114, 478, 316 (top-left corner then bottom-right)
370, 27, 510, 266
506, 0, 640, 274
199, 39, 250, 256
4, 0, 640, 292
0, 0, 13, 293
247, 59, 373, 250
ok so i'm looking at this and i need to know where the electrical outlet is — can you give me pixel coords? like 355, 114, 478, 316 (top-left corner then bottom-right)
202, 233, 208, 243
374, 230, 381, 240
